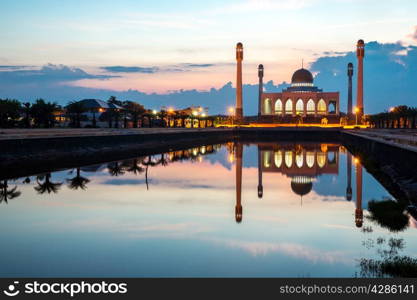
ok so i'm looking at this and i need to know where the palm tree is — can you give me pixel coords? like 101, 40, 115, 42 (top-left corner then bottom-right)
0, 180, 21, 204
157, 154, 169, 167
66, 101, 87, 128
126, 158, 145, 175
67, 167, 90, 190
124, 101, 146, 128
22, 102, 31, 128
30, 99, 59, 128
107, 162, 125, 176
142, 156, 157, 190
34, 173, 62, 194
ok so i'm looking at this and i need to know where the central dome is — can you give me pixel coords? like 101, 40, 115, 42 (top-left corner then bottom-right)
290, 176, 313, 197
291, 68, 314, 84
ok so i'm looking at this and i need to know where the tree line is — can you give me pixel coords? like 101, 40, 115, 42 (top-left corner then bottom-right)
368, 105, 417, 129
0, 96, 213, 128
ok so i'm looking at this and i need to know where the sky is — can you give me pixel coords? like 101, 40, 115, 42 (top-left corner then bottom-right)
1, 0, 417, 114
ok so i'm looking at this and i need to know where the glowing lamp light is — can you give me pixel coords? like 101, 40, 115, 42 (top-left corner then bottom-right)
168, 107, 174, 113
228, 107, 235, 114
201, 113, 206, 117
192, 111, 198, 116
152, 110, 157, 115
389, 107, 395, 112
354, 157, 360, 165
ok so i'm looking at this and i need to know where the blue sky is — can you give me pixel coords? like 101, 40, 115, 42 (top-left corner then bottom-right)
1, 0, 417, 114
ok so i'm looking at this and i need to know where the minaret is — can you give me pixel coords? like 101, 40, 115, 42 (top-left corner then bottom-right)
347, 63, 353, 118
236, 42, 244, 123
356, 39, 365, 121
257, 146, 263, 198
235, 143, 243, 223
355, 158, 363, 228
258, 64, 264, 119
346, 152, 352, 201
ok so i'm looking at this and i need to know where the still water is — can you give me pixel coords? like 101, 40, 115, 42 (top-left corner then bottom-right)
1, 142, 416, 277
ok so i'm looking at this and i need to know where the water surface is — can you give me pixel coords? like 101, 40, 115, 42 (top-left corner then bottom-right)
1, 142, 416, 277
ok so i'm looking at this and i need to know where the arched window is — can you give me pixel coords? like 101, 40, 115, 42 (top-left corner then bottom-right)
328, 101, 336, 114
307, 99, 315, 114
263, 151, 271, 168
295, 152, 303, 168
306, 152, 315, 168
317, 152, 326, 168
285, 99, 293, 114
274, 151, 282, 168
317, 99, 326, 114
296, 99, 304, 114
327, 151, 336, 164
264, 98, 272, 114
274, 99, 282, 114
285, 151, 293, 168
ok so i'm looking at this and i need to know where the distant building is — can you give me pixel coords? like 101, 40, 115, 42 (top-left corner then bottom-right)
77, 98, 123, 119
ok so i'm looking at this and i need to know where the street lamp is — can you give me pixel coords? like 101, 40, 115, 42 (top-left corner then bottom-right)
354, 106, 359, 126
228, 107, 235, 125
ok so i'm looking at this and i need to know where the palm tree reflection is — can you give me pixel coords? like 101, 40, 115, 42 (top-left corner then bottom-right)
67, 167, 90, 190
107, 162, 125, 177
34, 173, 62, 194
0, 180, 21, 204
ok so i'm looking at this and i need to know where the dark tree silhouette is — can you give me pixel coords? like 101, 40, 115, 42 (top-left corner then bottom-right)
67, 167, 90, 190
34, 173, 62, 194
0, 180, 21, 204
107, 162, 125, 176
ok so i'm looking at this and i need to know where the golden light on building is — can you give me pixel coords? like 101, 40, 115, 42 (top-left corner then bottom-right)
228, 153, 235, 163
168, 107, 174, 113
192, 111, 198, 116
389, 107, 395, 112
320, 144, 328, 153
152, 109, 157, 115
354, 157, 360, 165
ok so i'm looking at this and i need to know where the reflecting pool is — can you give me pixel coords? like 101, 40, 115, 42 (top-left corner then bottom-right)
1, 142, 417, 277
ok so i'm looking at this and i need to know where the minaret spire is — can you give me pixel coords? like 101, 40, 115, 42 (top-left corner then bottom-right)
235, 42, 244, 123
235, 143, 243, 223
356, 39, 365, 122
258, 64, 264, 119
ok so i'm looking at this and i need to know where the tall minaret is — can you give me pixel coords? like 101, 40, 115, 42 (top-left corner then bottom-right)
355, 158, 363, 228
346, 152, 352, 201
236, 42, 244, 123
257, 146, 263, 198
235, 143, 243, 223
258, 64, 264, 119
356, 39, 365, 120
347, 63, 353, 118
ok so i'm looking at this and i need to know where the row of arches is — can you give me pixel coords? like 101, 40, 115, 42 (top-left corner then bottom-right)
263, 150, 337, 169
263, 98, 335, 115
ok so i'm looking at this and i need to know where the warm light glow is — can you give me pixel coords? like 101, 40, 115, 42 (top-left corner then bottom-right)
152, 109, 157, 115
168, 107, 174, 113
389, 107, 395, 112
228, 154, 235, 163
354, 157, 360, 165
228, 107, 235, 114
192, 111, 198, 116
354, 107, 359, 113
201, 113, 206, 117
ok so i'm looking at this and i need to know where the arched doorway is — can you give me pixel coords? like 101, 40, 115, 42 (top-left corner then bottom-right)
285, 99, 293, 115
306, 99, 315, 114
264, 98, 272, 114
296, 99, 304, 115
275, 99, 282, 115
317, 99, 326, 114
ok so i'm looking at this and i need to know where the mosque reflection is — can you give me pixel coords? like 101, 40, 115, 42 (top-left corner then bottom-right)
233, 142, 363, 227
0, 142, 365, 229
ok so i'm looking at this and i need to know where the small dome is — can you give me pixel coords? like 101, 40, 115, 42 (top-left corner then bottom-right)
291, 68, 313, 84
291, 181, 312, 196
236, 42, 243, 48
258, 64, 264, 69
357, 39, 365, 45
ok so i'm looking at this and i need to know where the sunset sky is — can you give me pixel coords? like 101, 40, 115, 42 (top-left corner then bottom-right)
1, 0, 417, 113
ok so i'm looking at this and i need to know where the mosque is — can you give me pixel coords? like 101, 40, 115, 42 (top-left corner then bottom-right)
259, 67, 340, 121
234, 40, 366, 124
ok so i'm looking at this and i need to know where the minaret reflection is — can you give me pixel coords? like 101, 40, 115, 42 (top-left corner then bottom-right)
235, 143, 243, 223
257, 146, 263, 198
346, 152, 352, 201
355, 158, 363, 228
